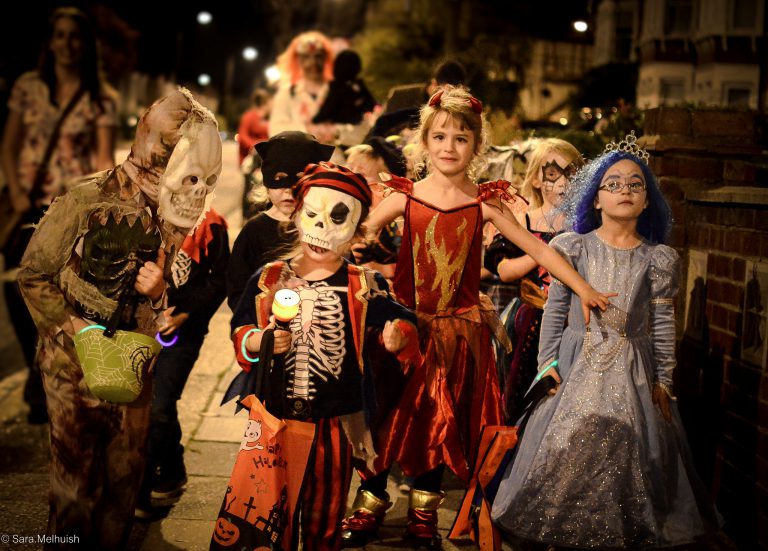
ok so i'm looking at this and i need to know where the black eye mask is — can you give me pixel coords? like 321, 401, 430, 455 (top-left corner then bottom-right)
330, 202, 350, 225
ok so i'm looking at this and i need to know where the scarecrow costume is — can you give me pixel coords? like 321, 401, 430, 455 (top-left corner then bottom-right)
17, 88, 221, 549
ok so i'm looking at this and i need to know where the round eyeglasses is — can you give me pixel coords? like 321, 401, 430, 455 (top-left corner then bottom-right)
598, 181, 647, 194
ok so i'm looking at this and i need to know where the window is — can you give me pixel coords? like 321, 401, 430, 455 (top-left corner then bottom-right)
615, 6, 635, 60
660, 78, 686, 103
664, 0, 693, 34
726, 86, 751, 107
731, 0, 757, 29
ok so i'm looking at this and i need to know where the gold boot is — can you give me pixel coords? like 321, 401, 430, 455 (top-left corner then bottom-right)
341, 489, 391, 548
404, 488, 445, 548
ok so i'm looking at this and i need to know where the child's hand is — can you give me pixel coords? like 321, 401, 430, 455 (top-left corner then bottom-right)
578, 286, 617, 324
266, 320, 292, 354
135, 249, 166, 301
536, 361, 562, 396
652, 383, 672, 422
244, 322, 292, 356
351, 241, 371, 264
69, 316, 90, 334
159, 306, 189, 335
543, 369, 562, 395
382, 320, 407, 353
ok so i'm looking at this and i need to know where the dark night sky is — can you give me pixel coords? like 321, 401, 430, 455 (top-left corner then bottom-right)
1, 1, 276, 93
0, 0, 593, 119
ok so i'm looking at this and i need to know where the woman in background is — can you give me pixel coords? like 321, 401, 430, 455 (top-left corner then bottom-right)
1, 6, 117, 424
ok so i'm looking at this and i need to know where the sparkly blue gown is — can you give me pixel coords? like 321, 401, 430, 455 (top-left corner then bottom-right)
491, 231, 720, 549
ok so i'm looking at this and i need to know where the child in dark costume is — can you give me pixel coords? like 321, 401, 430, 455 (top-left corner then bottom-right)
136, 208, 230, 519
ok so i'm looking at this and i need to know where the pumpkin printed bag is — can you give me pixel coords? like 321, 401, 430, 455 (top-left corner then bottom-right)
210, 395, 315, 550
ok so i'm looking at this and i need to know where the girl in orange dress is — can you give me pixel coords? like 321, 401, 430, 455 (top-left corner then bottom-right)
342, 86, 613, 547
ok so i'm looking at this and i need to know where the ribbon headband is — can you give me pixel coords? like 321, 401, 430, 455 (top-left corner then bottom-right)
428, 90, 483, 114
292, 162, 372, 208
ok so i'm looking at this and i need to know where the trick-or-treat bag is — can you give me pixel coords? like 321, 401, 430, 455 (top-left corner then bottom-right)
74, 327, 161, 403
210, 395, 315, 551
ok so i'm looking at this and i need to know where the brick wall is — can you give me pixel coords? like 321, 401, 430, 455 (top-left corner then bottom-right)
643, 106, 767, 549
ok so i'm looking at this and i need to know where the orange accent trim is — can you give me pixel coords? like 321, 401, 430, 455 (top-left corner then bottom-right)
347, 264, 369, 373
255, 261, 286, 328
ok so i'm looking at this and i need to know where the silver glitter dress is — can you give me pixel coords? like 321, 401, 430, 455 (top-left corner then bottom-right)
491, 231, 719, 549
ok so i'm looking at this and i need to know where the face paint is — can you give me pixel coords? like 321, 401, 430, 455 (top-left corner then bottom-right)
297, 187, 362, 254
541, 160, 577, 191
157, 120, 222, 229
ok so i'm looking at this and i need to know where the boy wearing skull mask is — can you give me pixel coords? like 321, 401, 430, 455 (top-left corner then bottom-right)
226, 130, 334, 311
17, 88, 221, 549
225, 163, 421, 551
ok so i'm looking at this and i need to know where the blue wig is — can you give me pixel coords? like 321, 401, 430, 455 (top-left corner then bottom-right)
559, 150, 672, 244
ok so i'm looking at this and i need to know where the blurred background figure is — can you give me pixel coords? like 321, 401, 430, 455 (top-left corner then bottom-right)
312, 49, 376, 146
370, 59, 466, 139
0, 6, 117, 424
385, 59, 466, 113
237, 88, 271, 219
237, 88, 271, 165
269, 30, 335, 143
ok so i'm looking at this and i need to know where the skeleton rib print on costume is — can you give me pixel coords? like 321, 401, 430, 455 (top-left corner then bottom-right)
285, 282, 347, 401
171, 249, 193, 288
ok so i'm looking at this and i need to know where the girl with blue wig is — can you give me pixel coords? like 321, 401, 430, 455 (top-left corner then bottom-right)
491, 133, 720, 548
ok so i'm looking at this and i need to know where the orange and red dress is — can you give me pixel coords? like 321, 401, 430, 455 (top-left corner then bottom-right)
372, 178, 512, 483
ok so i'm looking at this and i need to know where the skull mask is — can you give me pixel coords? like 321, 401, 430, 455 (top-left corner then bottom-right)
157, 119, 222, 230
297, 187, 363, 254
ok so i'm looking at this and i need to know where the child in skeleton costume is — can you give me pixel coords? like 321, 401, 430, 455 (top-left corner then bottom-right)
484, 138, 584, 423
17, 88, 221, 549
341, 86, 613, 548
137, 207, 230, 519
228, 163, 421, 551
491, 136, 721, 548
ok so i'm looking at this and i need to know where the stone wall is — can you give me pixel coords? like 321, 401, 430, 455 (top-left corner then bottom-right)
642, 106, 767, 549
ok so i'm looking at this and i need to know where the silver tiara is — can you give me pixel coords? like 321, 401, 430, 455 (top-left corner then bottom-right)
603, 131, 649, 164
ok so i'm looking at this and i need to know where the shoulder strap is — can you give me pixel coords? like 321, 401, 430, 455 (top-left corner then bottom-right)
30, 86, 87, 200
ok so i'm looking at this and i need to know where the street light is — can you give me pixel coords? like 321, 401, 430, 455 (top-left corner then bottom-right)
265, 65, 281, 84
198, 73, 211, 86
197, 11, 212, 25
243, 47, 258, 61
573, 20, 588, 32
